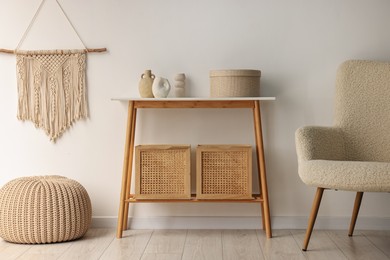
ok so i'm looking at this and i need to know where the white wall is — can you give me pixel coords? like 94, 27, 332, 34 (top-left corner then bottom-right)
1, 0, 389, 229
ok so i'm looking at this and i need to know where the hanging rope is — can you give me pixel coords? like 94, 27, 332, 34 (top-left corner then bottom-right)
15, 0, 47, 51
51, 0, 89, 51
0, 0, 106, 54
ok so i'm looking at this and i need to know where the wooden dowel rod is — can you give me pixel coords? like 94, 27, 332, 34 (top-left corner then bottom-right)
0, 49, 15, 54
0, 48, 107, 54
86, 48, 107, 53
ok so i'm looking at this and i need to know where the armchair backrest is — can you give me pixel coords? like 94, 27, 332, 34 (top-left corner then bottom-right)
334, 60, 390, 162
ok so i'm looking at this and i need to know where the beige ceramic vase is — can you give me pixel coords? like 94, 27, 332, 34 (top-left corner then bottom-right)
139, 70, 155, 98
174, 73, 186, 97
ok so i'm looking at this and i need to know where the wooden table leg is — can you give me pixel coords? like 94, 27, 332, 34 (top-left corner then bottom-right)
116, 101, 135, 238
123, 106, 137, 230
260, 200, 266, 230
253, 100, 272, 238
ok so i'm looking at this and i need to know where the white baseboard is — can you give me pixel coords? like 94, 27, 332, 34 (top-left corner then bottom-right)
91, 216, 390, 230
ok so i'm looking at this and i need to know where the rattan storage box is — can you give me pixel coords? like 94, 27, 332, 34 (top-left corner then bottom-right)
135, 145, 191, 199
196, 145, 252, 199
210, 69, 261, 97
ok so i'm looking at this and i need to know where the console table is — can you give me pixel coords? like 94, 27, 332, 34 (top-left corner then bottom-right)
113, 97, 275, 239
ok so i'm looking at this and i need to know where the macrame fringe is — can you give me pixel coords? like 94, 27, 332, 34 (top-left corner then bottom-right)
16, 49, 88, 141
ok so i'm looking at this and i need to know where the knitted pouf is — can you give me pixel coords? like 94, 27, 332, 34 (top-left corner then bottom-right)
0, 175, 92, 244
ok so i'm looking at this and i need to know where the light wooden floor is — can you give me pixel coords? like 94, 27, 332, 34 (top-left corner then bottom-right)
0, 229, 389, 260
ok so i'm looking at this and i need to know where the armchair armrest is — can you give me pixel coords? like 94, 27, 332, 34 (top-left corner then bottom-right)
295, 126, 346, 161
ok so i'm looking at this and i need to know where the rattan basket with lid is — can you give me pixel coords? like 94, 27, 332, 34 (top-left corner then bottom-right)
210, 69, 261, 97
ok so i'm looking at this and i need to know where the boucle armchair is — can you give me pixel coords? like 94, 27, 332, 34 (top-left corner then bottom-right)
296, 60, 390, 251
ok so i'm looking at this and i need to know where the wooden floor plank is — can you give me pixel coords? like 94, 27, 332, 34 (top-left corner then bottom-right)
0, 239, 32, 260
141, 253, 182, 260
1, 229, 389, 260
18, 241, 72, 260
327, 230, 389, 260
222, 230, 264, 260
361, 230, 390, 258
290, 230, 346, 260
257, 229, 305, 260
182, 230, 223, 260
100, 230, 153, 260
58, 228, 115, 260
141, 230, 187, 260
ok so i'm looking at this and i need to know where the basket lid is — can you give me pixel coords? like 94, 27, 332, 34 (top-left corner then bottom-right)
210, 69, 261, 77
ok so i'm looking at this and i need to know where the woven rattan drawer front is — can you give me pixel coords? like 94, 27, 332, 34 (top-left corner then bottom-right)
196, 145, 252, 199
135, 145, 191, 199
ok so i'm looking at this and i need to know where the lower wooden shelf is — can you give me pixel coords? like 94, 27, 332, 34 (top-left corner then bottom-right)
126, 194, 263, 203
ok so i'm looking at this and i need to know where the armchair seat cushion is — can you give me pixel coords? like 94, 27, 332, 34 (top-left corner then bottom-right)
299, 160, 390, 192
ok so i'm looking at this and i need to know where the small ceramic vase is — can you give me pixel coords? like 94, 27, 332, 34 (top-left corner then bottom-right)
174, 73, 186, 97
138, 70, 155, 98
152, 77, 171, 98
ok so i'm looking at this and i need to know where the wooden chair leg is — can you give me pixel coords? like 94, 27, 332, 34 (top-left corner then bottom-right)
348, 192, 364, 237
302, 187, 324, 251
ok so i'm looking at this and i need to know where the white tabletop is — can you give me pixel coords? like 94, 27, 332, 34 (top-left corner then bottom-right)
111, 97, 276, 101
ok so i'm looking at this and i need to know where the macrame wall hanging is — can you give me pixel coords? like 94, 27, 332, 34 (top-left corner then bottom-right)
0, 0, 106, 142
